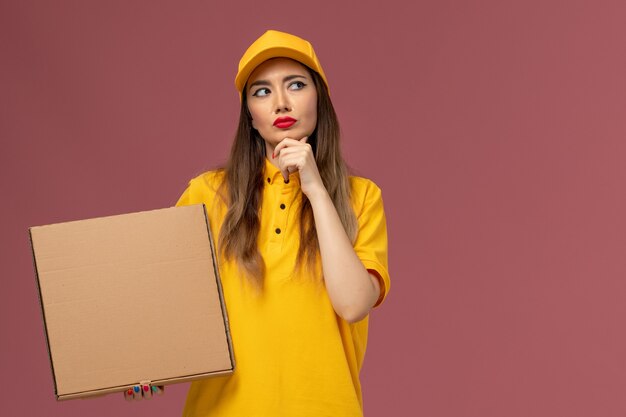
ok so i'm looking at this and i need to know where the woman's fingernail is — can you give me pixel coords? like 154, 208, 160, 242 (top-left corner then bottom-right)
142, 384, 152, 399
124, 388, 133, 401
133, 384, 142, 401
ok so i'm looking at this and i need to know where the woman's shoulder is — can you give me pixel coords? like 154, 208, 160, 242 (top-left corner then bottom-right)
348, 175, 384, 213
179, 169, 227, 206
188, 169, 226, 190
349, 175, 382, 195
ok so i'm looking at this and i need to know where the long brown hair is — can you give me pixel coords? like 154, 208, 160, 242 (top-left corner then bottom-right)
218, 67, 357, 287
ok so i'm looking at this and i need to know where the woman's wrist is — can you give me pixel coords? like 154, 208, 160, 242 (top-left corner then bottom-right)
304, 183, 330, 205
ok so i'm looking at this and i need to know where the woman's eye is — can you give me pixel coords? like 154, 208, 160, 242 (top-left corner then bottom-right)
252, 88, 270, 97
288, 81, 306, 90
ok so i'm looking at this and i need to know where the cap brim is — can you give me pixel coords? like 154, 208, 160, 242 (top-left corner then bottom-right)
235, 46, 326, 94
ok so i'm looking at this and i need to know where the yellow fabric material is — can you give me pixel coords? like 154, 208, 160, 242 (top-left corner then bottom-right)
234, 30, 329, 95
176, 159, 390, 417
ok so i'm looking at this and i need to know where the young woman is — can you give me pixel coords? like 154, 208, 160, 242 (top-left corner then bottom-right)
177, 30, 390, 416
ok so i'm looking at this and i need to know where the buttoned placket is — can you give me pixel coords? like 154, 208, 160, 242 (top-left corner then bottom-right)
265, 170, 299, 252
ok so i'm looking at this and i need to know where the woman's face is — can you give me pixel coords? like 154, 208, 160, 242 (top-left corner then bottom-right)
246, 58, 318, 149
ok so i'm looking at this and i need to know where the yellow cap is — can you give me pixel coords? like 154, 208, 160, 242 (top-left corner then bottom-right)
235, 30, 329, 95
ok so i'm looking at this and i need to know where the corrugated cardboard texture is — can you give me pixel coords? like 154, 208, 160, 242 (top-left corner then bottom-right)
30, 204, 233, 399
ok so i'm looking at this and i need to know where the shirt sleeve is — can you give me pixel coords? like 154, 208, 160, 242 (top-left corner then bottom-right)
175, 183, 193, 207
352, 179, 390, 307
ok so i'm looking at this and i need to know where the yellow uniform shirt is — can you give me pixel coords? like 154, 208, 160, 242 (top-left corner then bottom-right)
176, 159, 390, 417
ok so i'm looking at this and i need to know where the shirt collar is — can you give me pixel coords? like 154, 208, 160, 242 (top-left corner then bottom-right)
263, 158, 300, 186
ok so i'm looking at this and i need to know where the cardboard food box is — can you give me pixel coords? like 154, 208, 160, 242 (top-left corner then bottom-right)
29, 204, 234, 400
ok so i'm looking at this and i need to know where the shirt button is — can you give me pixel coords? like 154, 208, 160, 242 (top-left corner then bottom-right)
284, 179, 290, 184
280, 204, 286, 210
275, 228, 281, 234
267, 178, 271, 183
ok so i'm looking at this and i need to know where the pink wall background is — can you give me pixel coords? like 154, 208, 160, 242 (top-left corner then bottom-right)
2, 0, 626, 415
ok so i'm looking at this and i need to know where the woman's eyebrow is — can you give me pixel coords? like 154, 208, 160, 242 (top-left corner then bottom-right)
248, 79, 270, 89
248, 74, 308, 89
282, 74, 307, 82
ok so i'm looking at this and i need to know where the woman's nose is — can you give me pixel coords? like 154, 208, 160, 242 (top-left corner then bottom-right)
273, 91, 292, 113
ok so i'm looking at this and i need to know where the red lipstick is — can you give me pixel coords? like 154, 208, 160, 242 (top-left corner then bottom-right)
273, 116, 297, 129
